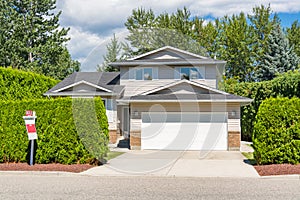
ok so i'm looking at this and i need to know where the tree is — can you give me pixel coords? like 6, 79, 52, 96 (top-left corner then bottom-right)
255, 23, 300, 81
287, 20, 300, 57
98, 34, 122, 72
125, 7, 206, 57
248, 5, 276, 70
217, 13, 255, 82
0, 0, 79, 79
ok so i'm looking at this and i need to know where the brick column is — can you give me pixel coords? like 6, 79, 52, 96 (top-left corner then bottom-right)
130, 131, 141, 150
109, 130, 118, 144
228, 131, 241, 151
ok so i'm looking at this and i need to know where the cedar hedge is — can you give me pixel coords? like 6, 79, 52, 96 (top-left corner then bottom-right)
253, 97, 300, 165
0, 67, 58, 100
0, 98, 109, 164
225, 71, 300, 141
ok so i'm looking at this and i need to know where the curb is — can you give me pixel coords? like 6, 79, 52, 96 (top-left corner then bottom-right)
0, 170, 81, 177
260, 174, 300, 180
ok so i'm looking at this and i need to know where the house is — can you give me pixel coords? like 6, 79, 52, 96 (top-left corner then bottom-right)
45, 46, 252, 151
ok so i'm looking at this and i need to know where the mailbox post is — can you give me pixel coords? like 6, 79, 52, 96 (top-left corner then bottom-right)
23, 110, 37, 166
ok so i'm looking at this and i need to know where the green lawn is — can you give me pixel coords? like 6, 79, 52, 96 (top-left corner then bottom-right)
104, 151, 124, 161
242, 152, 257, 165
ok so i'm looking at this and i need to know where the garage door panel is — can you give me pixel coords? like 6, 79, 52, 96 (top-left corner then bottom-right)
141, 112, 227, 150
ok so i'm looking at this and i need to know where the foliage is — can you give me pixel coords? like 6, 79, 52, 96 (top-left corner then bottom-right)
123, 5, 288, 82
98, 34, 122, 72
0, 67, 58, 100
287, 20, 300, 57
253, 97, 300, 165
255, 23, 300, 81
124, 7, 206, 57
218, 13, 254, 81
225, 71, 300, 141
0, 0, 80, 80
0, 98, 109, 164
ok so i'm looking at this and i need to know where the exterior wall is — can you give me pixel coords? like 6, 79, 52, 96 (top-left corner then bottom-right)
121, 80, 175, 96
120, 65, 218, 96
129, 102, 241, 150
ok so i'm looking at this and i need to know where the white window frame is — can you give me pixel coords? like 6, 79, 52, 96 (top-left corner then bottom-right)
175, 67, 205, 80
129, 67, 157, 80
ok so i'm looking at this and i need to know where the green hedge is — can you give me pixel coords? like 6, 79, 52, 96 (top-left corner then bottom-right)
225, 71, 300, 141
0, 67, 58, 100
0, 98, 109, 164
253, 98, 300, 165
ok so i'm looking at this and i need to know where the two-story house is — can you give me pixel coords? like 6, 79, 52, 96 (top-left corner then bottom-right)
45, 46, 252, 151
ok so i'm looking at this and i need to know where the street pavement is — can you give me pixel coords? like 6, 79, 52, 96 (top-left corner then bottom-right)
82, 150, 260, 177
0, 175, 299, 200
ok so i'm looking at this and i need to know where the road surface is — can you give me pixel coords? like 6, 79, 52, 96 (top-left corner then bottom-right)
0, 174, 299, 199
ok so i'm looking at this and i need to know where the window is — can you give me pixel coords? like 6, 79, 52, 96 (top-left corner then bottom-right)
177, 67, 205, 80
135, 68, 153, 80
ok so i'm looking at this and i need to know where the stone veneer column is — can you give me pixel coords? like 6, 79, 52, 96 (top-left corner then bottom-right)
130, 130, 141, 150
228, 131, 241, 151
109, 130, 118, 144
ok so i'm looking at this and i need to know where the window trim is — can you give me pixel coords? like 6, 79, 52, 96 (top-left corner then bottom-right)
176, 66, 205, 80
134, 67, 154, 81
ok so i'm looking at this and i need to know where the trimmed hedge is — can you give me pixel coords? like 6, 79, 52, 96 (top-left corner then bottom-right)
0, 67, 58, 100
225, 71, 300, 141
253, 98, 300, 165
0, 98, 109, 164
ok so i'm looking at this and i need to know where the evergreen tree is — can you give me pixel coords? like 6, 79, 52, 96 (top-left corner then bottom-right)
287, 20, 300, 57
256, 24, 300, 81
98, 34, 122, 72
0, 0, 79, 79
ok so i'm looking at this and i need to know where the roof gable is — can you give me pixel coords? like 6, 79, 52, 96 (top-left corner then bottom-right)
141, 80, 228, 96
128, 46, 208, 61
53, 80, 112, 93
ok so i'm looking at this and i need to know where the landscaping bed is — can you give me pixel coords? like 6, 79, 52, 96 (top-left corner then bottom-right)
0, 163, 95, 173
254, 164, 300, 176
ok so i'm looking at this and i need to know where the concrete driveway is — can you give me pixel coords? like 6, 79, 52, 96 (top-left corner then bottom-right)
82, 150, 259, 177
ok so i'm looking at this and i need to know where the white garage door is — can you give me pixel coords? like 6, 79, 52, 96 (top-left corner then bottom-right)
141, 112, 227, 150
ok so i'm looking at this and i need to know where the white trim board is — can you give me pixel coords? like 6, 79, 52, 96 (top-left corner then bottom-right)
53, 80, 112, 93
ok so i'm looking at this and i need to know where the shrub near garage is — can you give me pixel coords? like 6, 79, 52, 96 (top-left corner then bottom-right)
0, 98, 109, 164
224, 71, 300, 141
252, 97, 300, 165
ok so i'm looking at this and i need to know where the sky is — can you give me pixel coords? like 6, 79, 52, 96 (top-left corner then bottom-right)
55, 0, 300, 72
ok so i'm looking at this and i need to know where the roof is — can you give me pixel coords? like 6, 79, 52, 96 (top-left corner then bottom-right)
44, 72, 124, 97
109, 46, 226, 67
118, 93, 252, 105
128, 46, 208, 60
141, 79, 228, 95
117, 79, 252, 105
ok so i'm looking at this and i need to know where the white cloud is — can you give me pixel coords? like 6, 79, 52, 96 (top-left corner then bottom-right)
56, 0, 300, 71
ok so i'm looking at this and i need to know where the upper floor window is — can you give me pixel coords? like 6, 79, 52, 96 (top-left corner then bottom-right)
175, 67, 205, 80
136, 68, 153, 80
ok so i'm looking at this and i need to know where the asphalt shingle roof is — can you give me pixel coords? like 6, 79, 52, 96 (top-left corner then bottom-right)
45, 72, 123, 95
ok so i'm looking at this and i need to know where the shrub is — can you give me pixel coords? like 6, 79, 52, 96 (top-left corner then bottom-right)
253, 97, 300, 165
225, 71, 300, 141
0, 98, 109, 164
0, 67, 58, 100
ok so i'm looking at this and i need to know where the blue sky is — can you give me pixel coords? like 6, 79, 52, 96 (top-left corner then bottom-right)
56, 1, 300, 72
